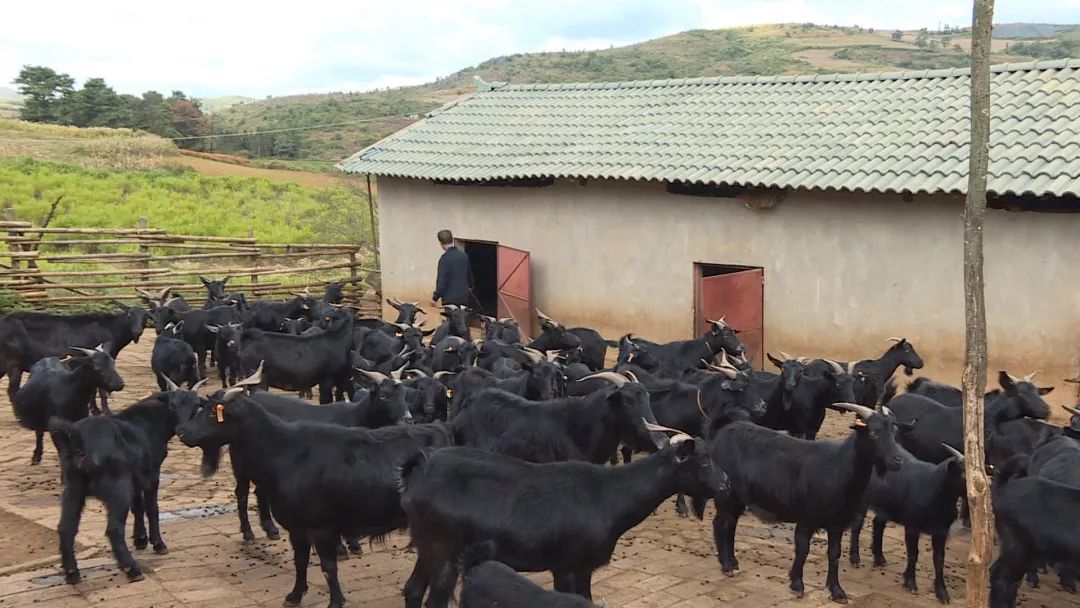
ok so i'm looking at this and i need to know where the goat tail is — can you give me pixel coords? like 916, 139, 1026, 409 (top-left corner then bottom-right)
880, 378, 899, 405
462, 540, 498, 572
994, 454, 1030, 491
397, 448, 433, 496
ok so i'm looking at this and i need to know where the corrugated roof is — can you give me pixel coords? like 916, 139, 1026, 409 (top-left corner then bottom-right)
338, 60, 1080, 197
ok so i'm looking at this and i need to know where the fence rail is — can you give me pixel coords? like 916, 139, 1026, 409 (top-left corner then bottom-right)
0, 219, 380, 314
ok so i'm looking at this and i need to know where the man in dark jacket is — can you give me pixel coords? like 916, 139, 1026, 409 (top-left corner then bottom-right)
432, 230, 470, 306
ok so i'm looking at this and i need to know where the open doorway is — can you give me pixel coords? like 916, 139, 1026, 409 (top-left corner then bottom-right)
456, 238, 534, 339
458, 239, 498, 317
694, 263, 764, 367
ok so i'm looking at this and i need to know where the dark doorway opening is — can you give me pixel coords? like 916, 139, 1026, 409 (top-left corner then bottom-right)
694, 263, 764, 367
458, 239, 498, 317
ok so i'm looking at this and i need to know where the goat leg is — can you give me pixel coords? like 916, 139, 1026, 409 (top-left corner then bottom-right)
871, 515, 888, 567
131, 491, 148, 550
146, 480, 168, 554
825, 526, 848, 603
848, 505, 867, 567
283, 532, 310, 607
234, 476, 257, 543
931, 532, 950, 604
102, 487, 141, 581
902, 527, 920, 594
254, 485, 280, 540
31, 430, 44, 465
58, 481, 86, 584
402, 550, 432, 608
314, 534, 346, 608
96, 389, 113, 416
424, 553, 460, 608
789, 522, 812, 598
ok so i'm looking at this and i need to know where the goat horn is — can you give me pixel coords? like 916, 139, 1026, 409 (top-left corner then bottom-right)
824, 359, 845, 374
191, 378, 210, 392
620, 371, 640, 384
162, 375, 181, 392
1065, 377, 1080, 384
941, 443, 965, 462
158, 286, 178, 301
1006, 372, 1022, 384
882, 406, 894, 418
220, 386, 245, 402
777, 350, 793, 361
482, 315, 496, 323
235, 361, 264, 387
886, 337, 904, 343
391, 364, 407, 381
535, 308, 556, 324
1061, 404, 1080, 417
135, 287, 154, 299
579, 371, 628, 387
796, 356, 810, 363
405, 369, 429, 378
498, 317, 514, 324
705, 363, 738, 379
644, 420, 685, 435
519, 347, 544, 364
434, 371, 455, 379
355, 368, 390, 384
388, 296, 403, 306
847, 361, 859, 374
95, 344, 105, 352
72, 347, 96, 356
831, 402, 877, 419
163, 297, 182, 306
1023, 371, 1038, 383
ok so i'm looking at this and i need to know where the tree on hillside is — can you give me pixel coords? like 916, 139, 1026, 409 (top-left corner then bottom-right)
135, 91, 175, 137
14, 65, 75, 123
891, 30, 903, 41
65, 78, 126, 127
170, 98, 208, 149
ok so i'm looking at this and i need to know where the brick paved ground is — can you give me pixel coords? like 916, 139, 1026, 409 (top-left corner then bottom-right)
0, 340, 1072, 608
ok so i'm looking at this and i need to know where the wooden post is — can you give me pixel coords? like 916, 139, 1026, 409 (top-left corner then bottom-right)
248, 229, 259, 286
5, 210, 19, 276
137, 218, 150, 273
365, 174, 380, 266
963, 1, 995, 606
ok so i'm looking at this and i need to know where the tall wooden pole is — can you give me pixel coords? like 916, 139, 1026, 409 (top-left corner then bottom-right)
963, 1, 995, 605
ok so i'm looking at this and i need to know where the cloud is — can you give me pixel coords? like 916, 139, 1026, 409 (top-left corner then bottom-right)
2, 0, 1076, 97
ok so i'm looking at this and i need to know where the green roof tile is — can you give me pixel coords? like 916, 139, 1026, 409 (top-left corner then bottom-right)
339, 61, 1080, 196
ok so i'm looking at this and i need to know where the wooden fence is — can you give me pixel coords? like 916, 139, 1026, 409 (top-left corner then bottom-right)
0, 219, 380, 314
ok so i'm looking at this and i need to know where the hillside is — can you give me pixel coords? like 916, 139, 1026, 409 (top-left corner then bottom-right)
199, 95, 257, 113
0, 118, 178, 171
210, 22, 1079, 164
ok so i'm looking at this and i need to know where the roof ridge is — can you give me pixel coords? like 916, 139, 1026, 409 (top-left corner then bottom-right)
494, 59, 1080, 92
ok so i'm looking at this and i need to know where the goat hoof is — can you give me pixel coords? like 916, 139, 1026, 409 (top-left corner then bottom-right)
283, 591, 304, 607
873, 558, 888, 568
153, 543, 169, 555
64, 570, 81, 585
125, 567, 145, 582
849, 557, 861, 569
789, 581, 804, 598
30, 455, 42, 466
935, 586, 951, 604
134, 538, 148, 550
265, 530, 281, 541
903, 579, 918, 594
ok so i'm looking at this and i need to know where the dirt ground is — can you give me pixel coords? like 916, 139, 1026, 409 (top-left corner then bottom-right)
0, 340, 1074, 608
175, 156, 347, 190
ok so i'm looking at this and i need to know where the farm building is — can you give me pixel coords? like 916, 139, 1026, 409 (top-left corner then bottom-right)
339, 59, 1080, 388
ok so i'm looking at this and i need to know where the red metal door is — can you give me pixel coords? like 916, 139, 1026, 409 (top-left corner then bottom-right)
695, 267, 764, 367
497, 244, 532, 340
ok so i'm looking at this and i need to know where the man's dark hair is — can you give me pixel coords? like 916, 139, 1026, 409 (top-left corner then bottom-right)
437, 230, 454, 245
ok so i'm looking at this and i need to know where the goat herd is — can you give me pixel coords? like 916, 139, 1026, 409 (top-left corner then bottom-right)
0, 279, 1077, 608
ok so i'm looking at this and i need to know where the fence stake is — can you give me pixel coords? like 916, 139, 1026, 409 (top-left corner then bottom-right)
248, 229, 259, 286
137, 218, 150, 273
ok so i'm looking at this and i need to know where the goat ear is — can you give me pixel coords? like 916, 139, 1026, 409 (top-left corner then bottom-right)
1038, 386, 1054, 395
998, 371, 1016, 392
200, 276, 211, 286
220, 277, 230, 285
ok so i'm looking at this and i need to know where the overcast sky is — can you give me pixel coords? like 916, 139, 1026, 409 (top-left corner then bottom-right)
2, 0, 1077, 99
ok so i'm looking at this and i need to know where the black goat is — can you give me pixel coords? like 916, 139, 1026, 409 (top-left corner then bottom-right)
445, 367, 528, 418
249, 296, 314, 332
51, 386, 204, 583
528, 310, 614, 371
207, 322, 244, 388
453, 371, 667, 464
151, 321, 199, 390
849, 443, 965, 604
431, 304, 470, 343
175, 376, 452, 608
990, 456, 1080, 608
282, 317, 312, 335
887, 371, 1052, 464
702, 403, 903, 603
429, 336, 478, 372
0, 304, 146, 413
481, 316, 522, 344
399, 427, 728, 607
617, 319, 744, 375
761, 359, 857, 440
12, 347, 125, 465
238, 309, 354, 403
843, 338, 925, 405
135, 286, 190, 312
460, 542, 599, 607
387, 297, 426, 325
151, 304, 241, 377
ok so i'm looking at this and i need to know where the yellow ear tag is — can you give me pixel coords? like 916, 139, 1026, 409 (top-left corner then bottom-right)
215, 403, 225, 423
853, 417, 867, 428
446, 388, 454, 398
60, 355, 73, 362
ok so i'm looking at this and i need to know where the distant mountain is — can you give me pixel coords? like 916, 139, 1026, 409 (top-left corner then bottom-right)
206, 22, 1075, 162
0, 86, 23, 102
198, 95, 256, 113
993, 23, 1078, 39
